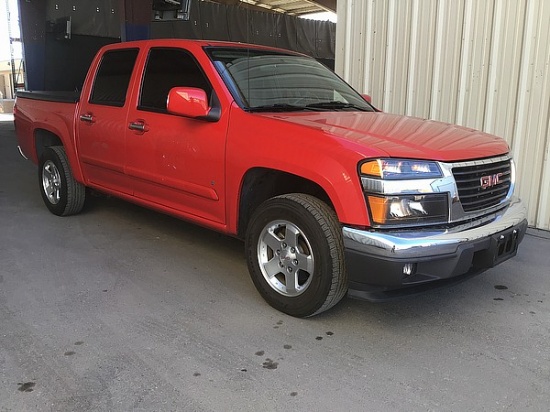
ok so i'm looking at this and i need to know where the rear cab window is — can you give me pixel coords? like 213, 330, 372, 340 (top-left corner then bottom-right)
89, 49, 139, 107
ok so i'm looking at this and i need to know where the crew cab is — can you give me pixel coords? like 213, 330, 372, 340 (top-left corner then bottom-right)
14, 39, 528, 317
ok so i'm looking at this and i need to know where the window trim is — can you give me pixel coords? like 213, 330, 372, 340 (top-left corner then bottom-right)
89, 48, 139, 108
137, 46, 214, 114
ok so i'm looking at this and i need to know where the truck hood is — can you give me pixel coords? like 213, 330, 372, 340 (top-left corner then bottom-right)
261, 111, 510, 161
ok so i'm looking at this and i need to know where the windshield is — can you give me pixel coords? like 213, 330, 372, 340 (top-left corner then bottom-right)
206, 47, 374, 112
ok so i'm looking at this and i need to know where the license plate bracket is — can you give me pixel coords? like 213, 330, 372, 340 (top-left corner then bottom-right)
474, 227, 521, 269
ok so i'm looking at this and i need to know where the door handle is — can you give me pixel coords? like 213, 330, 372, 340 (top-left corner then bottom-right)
128, 120, 149, 133
79, 113, 95, 123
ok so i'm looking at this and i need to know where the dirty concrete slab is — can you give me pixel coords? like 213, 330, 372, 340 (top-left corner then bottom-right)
1, 120, 549, 411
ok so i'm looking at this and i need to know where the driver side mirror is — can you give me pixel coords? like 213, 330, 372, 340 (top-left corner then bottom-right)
167, 87, 220, 122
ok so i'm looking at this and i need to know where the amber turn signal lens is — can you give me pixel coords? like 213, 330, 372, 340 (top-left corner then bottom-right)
360, 160, 382, 177
366, 195, 388, 224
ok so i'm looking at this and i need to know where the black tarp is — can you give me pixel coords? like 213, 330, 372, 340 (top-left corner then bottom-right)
200, 2, 230, 40
225, 6, 249, 43
295, 16, 317, 57
276, 15, 298, 51
151, 0, 335, 63
46, 0, 121, 38
317, 20, 336, 59
43, 33, 118, 91
151, 0, 201, 39
246, 10, 277, 47
34, 0, 335, 92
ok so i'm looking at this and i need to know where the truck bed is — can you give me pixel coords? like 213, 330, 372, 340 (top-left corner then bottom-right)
16, 90, 80, 103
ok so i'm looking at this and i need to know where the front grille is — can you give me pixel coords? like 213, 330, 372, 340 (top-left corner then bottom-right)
452, 158, 512, 212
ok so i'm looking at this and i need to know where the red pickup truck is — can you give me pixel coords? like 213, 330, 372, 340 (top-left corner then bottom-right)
14, 39, 527, 317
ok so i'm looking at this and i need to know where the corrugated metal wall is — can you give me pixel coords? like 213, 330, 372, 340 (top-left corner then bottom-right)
335, 0, 550, 230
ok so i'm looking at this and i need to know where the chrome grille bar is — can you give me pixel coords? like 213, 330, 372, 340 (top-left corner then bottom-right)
452, 158, 512, 212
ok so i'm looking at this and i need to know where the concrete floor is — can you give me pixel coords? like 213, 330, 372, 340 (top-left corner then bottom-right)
1, 120, 549, 411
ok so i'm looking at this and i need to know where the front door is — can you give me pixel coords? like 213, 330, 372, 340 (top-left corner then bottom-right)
124, 47, 227, 225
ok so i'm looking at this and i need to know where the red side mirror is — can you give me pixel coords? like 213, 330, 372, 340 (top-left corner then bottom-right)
167, 87, 210, 118
362, 94, 372, 104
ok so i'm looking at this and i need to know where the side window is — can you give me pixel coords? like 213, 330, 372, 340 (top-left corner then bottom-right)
89, 49, 139, 107
139, 48, 212, 112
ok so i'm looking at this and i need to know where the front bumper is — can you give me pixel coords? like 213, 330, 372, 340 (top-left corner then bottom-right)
342, 198, 528, 300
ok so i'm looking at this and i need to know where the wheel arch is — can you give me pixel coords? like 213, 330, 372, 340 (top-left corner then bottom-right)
237, 167, 335, 239
33, 128, 85, 183
34, 128, 63, 162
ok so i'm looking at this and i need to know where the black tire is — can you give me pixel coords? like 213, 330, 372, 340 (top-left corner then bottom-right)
38, 146, 86, 216
245, 193, 347, 317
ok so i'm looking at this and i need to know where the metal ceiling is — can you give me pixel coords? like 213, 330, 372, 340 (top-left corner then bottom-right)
209, 0, 336, 16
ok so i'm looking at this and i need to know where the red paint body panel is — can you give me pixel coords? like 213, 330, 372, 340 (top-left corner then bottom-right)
167, 87, 210, 118
14, 99, 85, 182
259, 111, 510, 162
14, 39, 512, 233
124, 104, 229, 224
224, 104, 373, 229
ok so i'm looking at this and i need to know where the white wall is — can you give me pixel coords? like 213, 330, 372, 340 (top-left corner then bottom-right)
336, 0, 550, 230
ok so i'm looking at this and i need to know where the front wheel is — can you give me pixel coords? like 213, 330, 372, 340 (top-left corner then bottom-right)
245, 194, 347, 317
39, 146, 86, 216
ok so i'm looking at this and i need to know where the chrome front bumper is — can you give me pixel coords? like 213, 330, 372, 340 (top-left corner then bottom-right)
342, 198, 528, 297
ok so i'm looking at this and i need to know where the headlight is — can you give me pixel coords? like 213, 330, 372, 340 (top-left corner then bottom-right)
360, 158, 449, 227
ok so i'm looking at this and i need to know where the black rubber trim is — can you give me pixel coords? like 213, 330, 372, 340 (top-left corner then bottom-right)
16, 90, 80, 103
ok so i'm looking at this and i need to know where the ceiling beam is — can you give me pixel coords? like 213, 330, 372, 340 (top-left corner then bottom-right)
206, 0, 336, 15
304, 0, 336, 13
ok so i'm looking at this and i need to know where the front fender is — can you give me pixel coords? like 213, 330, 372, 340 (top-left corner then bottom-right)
225, 108, 374, 232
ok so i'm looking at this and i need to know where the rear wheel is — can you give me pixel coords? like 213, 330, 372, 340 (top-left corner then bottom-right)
39, 146, 86, 216
245, 194, 347, 317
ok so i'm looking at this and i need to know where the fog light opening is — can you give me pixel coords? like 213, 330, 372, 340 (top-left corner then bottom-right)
403, 263, 417, 277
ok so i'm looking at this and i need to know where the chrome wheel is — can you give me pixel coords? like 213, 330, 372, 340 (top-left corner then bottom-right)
42, 160, 62, 205
257, 219, 315, 297
246, 194, 347, 317
38, 147, 85, 216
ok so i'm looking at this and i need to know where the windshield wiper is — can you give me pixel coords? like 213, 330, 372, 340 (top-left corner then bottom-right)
305, 101, 371, 111
247, 104, 317, 113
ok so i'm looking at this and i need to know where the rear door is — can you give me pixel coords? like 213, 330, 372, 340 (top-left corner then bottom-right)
77, 48, 139, 194
124, 47, 227, 225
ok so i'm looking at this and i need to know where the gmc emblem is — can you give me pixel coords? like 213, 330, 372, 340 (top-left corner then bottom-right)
480, 173, 503, 190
